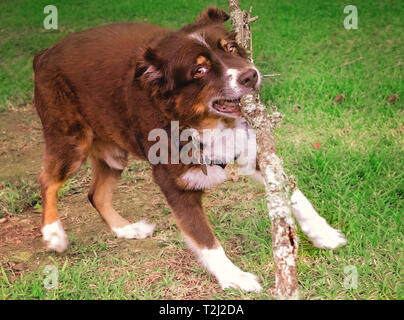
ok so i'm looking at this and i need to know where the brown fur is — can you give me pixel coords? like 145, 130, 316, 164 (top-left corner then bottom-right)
33, 7, 257, 250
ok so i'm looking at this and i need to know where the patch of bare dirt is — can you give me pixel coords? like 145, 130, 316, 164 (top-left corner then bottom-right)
0, 108, 44, 182
0, 216, 41, 246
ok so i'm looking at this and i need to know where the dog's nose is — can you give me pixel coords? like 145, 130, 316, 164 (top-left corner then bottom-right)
237, 69, 258, 89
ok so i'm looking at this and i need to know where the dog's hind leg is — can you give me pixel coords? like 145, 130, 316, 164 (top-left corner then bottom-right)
88, 150, 155, 239
40, 134, 91, 252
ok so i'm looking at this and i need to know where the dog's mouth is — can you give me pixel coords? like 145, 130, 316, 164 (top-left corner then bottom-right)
212, 98, 242, 117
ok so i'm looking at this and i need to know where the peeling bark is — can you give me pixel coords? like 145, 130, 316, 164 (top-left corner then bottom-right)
228, 0, 300, 299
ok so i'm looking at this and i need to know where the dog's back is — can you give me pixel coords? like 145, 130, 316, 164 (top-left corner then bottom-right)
34, 22, 168, 113
33, 22, 168, 84
33, 23, 169, 156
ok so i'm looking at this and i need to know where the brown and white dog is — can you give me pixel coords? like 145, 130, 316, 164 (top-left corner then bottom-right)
33, 7, 346, 292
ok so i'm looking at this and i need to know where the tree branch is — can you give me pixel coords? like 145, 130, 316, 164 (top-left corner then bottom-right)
228, 0, 300, 300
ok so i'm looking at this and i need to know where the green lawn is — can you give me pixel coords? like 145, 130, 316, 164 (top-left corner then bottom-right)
0, 0, 403, 300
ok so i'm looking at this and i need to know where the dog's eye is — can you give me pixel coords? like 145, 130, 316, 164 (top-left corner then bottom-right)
219, 39, 237, 54
227, 44, 237, 53
194, 66, 207, 79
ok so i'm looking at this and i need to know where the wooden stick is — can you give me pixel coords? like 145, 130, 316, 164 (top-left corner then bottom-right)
262, 73, 280, 78
228, 0, 300, 300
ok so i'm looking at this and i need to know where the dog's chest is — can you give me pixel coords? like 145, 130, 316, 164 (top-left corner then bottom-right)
197, 118, 254, 165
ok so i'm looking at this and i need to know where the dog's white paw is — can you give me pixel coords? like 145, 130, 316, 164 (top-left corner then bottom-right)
291, 189, 346, 250
301, 217, 347, 249
112, 220, 155, 239
217, 269, 262, 292
42, 220, 68, 253
185, 240, 263, 293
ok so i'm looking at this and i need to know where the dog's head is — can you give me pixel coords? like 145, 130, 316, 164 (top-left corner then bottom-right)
136, 7, 261, 121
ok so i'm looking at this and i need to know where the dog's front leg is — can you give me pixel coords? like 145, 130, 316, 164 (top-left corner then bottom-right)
249, 171, 346, 249
290, 189, 346, 249
153, 165, 262, 292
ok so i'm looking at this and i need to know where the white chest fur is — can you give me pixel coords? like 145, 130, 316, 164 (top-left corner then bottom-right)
179, 118, 258, 190
199, 118, 256, 171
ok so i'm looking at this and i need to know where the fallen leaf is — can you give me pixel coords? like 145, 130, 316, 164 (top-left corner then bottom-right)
334, 94, 345, 104
312, 142, 321, 150
387, 94, 398, 104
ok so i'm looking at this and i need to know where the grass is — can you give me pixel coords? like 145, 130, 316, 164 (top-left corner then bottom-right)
0, 0, 403, 300
0, 180, 41, 217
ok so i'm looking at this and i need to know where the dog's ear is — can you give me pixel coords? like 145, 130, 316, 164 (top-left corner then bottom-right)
182, 7, 230, 32
135, 47, 163, 81
135, 47, 175, 95
195, 7, 230, 25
